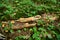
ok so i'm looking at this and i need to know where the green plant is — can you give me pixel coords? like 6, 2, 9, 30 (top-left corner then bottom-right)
0, 4, 15, 20
0, 23, 2, 27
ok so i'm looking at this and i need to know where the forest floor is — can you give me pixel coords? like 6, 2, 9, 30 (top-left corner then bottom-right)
0, 13, 60, 40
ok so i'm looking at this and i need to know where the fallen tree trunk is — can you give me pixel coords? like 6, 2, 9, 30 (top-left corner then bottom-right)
1, 14, 58, 29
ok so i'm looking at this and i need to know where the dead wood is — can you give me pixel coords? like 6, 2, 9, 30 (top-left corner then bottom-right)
1, 14, 58, 29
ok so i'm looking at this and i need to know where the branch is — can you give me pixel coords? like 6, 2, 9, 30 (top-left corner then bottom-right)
12, 23, 36, 29
16, 15, 41, 22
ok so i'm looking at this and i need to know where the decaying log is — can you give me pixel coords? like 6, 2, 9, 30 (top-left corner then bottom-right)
1, 14, 58, 29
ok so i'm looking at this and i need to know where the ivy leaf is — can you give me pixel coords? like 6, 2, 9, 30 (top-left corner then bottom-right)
47, 34, 52, 39
51, 0, 57, 4
17, 30, 21, 33
35, 37, 41, 40
33, 27, 37, 33
57, 35, 60, 40
32, 32, 40, 38
10, 29, 14, 33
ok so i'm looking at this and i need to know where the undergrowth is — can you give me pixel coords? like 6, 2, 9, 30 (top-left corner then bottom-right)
0, 0, 60, 40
